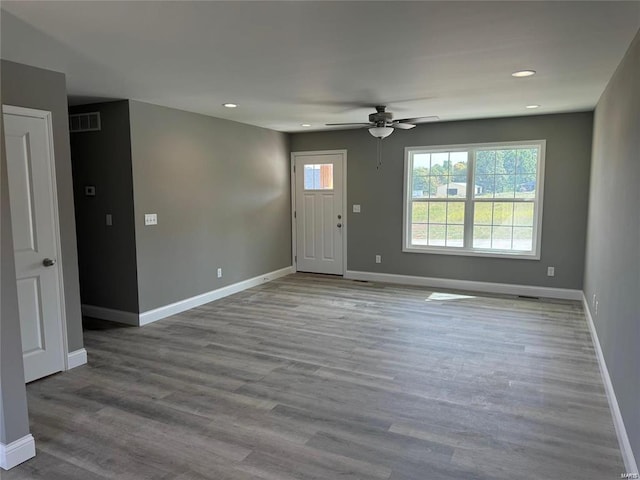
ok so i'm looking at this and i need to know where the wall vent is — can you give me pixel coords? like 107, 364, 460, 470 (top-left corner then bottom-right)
69, 112, 101, 133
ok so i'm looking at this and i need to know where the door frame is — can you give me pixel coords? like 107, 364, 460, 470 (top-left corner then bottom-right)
3, 104, 70, 372
290, 149, 347, 275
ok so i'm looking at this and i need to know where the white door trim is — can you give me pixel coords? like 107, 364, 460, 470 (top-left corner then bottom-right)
2, 104, 70, 372
291, 150, 347, 275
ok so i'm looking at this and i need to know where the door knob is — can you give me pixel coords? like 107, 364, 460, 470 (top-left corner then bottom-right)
337, 223, 342, 228
42, 258, 56, 267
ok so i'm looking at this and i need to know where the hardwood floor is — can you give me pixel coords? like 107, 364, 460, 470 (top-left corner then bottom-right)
5, 273, 624, 479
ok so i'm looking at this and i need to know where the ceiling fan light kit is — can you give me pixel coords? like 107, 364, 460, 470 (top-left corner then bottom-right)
368, 126, 394, 139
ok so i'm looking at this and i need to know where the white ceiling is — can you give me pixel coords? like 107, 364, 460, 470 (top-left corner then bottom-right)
1, 1, 639, 132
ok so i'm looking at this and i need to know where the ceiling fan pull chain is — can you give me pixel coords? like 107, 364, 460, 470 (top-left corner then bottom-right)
377, 137, 382, 170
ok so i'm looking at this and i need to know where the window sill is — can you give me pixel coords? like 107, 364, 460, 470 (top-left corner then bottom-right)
403, 246, 540, 260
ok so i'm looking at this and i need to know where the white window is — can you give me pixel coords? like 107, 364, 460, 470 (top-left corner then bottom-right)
403, 140, 546, 259
303, 164, 334, 190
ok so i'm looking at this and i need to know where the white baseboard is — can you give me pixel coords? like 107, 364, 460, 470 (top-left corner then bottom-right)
82, 267, 294, 327
344, 270, 583, 300
138, 266, 294, 326
582, 294, 637, 474
67, 348, 87, 370
81, 304, 139, 326
0, 434, 35, 470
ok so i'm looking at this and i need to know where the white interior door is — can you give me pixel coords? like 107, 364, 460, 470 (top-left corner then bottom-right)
294, 152, 345, 275
4, 106, 65, 383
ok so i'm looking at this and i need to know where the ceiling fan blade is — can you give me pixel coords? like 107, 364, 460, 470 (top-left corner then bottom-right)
395, 116, 440, 124
325, 122, 372, 126
392, 123, 416, 130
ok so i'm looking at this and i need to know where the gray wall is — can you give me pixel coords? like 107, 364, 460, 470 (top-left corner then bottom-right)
0, 111, 30, 446
291, 112, 593, 289
1, 60, 84, 351
128, 101, 291, 312
584, 30, 640, 461
69, 101, 139, 313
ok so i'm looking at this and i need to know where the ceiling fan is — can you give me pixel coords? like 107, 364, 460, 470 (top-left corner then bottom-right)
326, 105, 439, 139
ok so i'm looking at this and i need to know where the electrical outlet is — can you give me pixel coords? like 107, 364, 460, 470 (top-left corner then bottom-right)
375, 255, 381, 264
353, 204, 361, 213
85, 185, 96, 197
547, 266, 555, 277
144, 213, 158, 226
595, 300, 599, 316
106, 213, 112, 226
592, 293, 597, 308
217, 268, 222, 278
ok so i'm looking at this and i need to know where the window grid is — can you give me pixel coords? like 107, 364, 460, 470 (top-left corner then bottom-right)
411, 199, 466, 248
404, 141, 545, 258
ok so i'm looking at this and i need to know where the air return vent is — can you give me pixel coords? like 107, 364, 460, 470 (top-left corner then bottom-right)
69, 112, 101, 133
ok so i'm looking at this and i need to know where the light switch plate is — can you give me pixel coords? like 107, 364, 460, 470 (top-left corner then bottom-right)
106, 214, 113, 226
85, 185, 96, 196
144, 213, 158, 226
353, 204, 361, 213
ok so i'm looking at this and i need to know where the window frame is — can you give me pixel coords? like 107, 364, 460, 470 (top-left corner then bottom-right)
402, 140, 546, 260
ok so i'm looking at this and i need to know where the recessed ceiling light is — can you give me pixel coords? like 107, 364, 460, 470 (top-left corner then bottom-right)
222, 103, 238, 108
512, 70, 536, 78
526, 104, 540, 109
301, 123, 311, 127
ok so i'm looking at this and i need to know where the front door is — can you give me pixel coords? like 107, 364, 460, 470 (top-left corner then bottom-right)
294, 151, 345, 275
4, 106, 65, 383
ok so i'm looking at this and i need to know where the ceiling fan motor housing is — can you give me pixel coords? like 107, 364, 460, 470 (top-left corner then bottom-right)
369, 110, 393, 126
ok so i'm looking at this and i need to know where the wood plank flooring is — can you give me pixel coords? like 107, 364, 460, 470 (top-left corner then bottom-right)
5, 273, 624, 479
